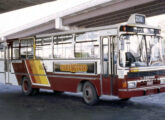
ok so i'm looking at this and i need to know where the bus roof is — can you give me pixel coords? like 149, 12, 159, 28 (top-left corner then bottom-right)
36, 24, 119, 38
36, 22, 160, 39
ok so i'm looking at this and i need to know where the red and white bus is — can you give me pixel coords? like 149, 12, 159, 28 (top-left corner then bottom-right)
0, 14, 165, 105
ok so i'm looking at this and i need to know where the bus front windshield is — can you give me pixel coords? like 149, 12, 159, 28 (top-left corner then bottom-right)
119, 34, 165, 67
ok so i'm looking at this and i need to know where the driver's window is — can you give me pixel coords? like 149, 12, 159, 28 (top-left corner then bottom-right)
148, 36, 163, 65
119, 35, 147, 67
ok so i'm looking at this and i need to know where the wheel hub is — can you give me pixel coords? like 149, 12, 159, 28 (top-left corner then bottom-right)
85, 86, 93, 101
23, 80, 29, 91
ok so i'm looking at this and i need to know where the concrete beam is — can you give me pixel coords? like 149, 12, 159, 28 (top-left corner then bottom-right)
63, 0, 156, 25
2, 17, 83, 40
5, 18, 81, 40
6, 20, 55, 39
71, 0, 165, 28
55, 17, 70, 30
55, 17, 83, 30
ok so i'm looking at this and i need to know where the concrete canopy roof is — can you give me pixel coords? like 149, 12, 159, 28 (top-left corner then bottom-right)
0, 0, 55, 14
0, 0, 112, 40
0, 0, 165, 41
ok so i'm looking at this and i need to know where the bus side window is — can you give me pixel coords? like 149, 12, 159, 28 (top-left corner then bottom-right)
20, 39, 34, 59
13, 40, 20, 59
13, 48, 19, 59
0, 44, 4, 59
35, 38, 43, 59
54, 35, 74, 59
35, 37, 53, 59
75, 32, 99, 59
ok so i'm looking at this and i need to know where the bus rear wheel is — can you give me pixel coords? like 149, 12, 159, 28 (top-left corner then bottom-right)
83, 81, 99, 105
21, 77, 39, 96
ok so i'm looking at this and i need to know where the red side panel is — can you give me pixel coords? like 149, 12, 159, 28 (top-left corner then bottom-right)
102, 76, 111, 95
12, 60, 102, 96
47, 73, 101, 96
12, 60, 28, 85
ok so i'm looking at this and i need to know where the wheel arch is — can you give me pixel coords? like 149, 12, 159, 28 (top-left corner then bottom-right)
77, 80, 87, 92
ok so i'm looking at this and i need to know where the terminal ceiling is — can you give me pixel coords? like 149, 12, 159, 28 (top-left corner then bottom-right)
63, 0, 165, 27
1, 0, 165, 40
0, 0, 55, 14
0, 0, 165, 27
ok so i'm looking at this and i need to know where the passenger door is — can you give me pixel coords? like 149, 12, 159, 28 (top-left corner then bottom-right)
100, 36, 116, 95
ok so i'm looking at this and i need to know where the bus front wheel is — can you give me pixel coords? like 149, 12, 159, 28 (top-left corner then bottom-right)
83, 81, 99, 105
21, 77, 39, 96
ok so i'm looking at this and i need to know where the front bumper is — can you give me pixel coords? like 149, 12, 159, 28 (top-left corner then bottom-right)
118, 84, 165, 98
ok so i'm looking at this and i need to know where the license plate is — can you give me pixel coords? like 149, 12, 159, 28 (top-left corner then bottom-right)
147, 81, 153, 86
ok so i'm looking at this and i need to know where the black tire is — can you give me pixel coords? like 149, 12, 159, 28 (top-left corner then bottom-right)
83, 81, 99, 105
21, 77, 39, 96
53, 90, 64, 95
121, 98, 130, 101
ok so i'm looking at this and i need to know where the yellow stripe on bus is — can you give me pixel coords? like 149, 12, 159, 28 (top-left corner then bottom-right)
29, 60, 49, 85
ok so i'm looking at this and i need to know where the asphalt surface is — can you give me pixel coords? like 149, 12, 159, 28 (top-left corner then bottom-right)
0, 84, 165, 120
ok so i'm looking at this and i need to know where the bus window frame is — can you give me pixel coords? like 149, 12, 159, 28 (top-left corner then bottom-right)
118, 33, 163, 68
52, 33, 100, 60
18, 37, 35, 60
35, 37, 52, 60
12, 40, 20, 60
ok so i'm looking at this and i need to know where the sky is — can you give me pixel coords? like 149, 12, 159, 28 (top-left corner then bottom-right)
147, 14, 165, 37
147, 14, 165, 26
0, 0, 164, 37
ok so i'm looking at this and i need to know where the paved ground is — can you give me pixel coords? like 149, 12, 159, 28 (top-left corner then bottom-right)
0, 84, 165, 120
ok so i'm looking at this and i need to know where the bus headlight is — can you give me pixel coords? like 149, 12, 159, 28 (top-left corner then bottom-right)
128, 81, 137, 88
160, 78, 165, 84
